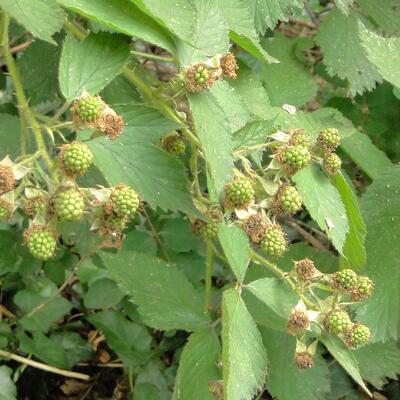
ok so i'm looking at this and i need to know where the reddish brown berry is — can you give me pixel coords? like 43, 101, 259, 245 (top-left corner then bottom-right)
295, 258, 317, 282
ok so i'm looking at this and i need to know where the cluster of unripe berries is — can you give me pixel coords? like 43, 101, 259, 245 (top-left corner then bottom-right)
286, 259, 373, 368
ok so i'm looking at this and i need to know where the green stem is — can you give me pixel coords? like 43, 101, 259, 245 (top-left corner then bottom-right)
0, 12, 54, 172
131, 50, 174, 63
204, 240, 214, 311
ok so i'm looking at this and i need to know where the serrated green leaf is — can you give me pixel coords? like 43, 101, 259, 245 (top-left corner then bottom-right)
316, 9, 381, 95
356, 165, 400, 341
0, 114, 21, 160
88, 310, 152, 367
233, 119, 276, 150
160, 219, 200, 253
217, 0, 277, 63
18, 40, 61, 105
341, 132, 393, 180
354, 341, 400, 389
14, 290, 72, 333
334, 0, 354, 14
261, 328, 330, 400
359, 26, 400, 88
58, 0, 175, 52
173, 329, 221, 400
260, 35, 318, 106
87, 135, 196, 214
0, 0, 64, 44
0, 366, 17, 400
188, 91, 233, 195
245, 277, 299, 321
249, 0, 302, 33
331, 173, 366, 270
101, 251, 209, 331
218, 224, 250, 283
83, 278, 125, 309
222, 289, 267, 400
293, 165, 349, 253
59, 33, 130, 100
321, 334, 371, 396
358, 0, 400, 35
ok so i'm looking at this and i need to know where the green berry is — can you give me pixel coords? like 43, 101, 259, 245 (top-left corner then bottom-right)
76, 96, 103, 122
279, 145, 311, 174
60, 142, 94, 176
23, 196, 47, 218
0, 203, 11, 221
324, 310, 352, 335
225, 178, 255, 208
334, 269, 358, 290
194, 66, 209, 83
53, 187, 85, 222
346, 324, 371, 348
260, 224, 287, 259
200, 220, 220, 239
101, 213, 128, 234
277, 185, 302, 214
353, 276, 374, 300
162, 133, 186, 156
323, 153, 341, 175
25, 226, 57, 261
318, 128, 340, 151
109, 184, 140, 217
290, 129, 311, 147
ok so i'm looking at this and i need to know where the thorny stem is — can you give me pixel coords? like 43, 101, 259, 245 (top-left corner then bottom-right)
204, 240, 214, 311
0, 12, 54, 173
249, 249, 291, 283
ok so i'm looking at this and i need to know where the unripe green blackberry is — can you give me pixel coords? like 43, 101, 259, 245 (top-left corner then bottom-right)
186, 63, 217, 93
224, 178, 255, 208
199, 220, 220, 240
278, 145, 311, 174
260, 224, 287, 259
345, 323, 371, 348
318, 128, 340, 152
323, 153, 342, 175
24, 226, 57, 261
275, 185, 302, 215
23, 196, 47, 218
352, 276, 374, 301
193, 65, 209, 84
162, 133, 186, 156
108, 184, 140, 217
53, 187, 85, 222
323, 310, 352, 336
0, 164, 15, 195
289, 129, 311, 147
0, 200, 12, 221
100, 213, 128, 235
60, 142, 94, 177
75, 96, 103, 122
333, 269, 358, 290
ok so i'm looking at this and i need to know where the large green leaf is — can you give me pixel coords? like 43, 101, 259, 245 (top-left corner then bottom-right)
331, 173, 366, 270
173, 329, 221, 400
354, 340, 400, 389
334, 0, 354, 14
293, 165, 349, 253
249, 0, 302, 33
59, 33, 130, 100
233, 119, 276, 150
245, 277, 299, 321
0, 0, 64, 44
14, 290, 72, 333
0, 366, 17, 400
188, 91, 233, 195
359, 26, 400, 88
88, 311, 152, 367
321, 335, 371, 395
316, 9, 381, 95
217, 0, 277, 63
341, 132, 392, 180
222, 289, 267, 400
87, 134, 196, 214
83, 278, 125, 309
136, 0, 229, 66
0, 114, 21, 160
260, 35, 318, 106
261, 328, 330, 400
356, 165, 400, 341
218, 224, 250, 283
18, 40, 61, 105
58, 0, 175, 52
102, 251, 209, 331
358, 0, 400, 35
